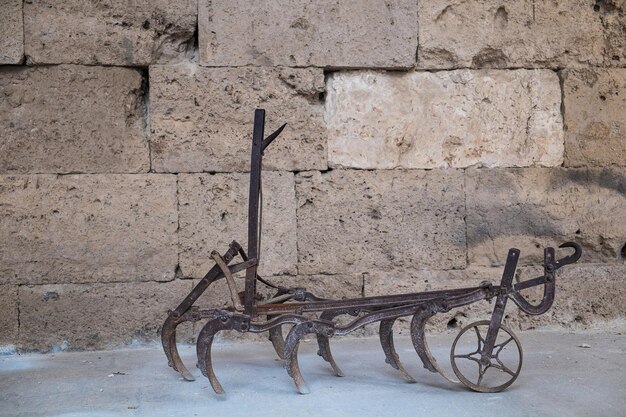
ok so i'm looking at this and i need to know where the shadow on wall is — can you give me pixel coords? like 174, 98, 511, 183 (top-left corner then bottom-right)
467, 168, 626, 266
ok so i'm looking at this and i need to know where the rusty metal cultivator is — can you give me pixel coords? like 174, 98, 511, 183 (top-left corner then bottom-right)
161, 109, 582, 394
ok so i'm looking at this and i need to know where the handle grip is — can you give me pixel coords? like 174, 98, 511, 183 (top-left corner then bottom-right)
510, 242, 582, 315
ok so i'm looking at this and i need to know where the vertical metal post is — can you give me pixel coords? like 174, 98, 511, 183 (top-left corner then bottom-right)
482, 248, 519, 357
244, 109, 265, 316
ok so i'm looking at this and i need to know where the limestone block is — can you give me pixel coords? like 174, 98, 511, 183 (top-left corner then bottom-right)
18, 280, 193, 352
563, 69, 626, 167
178, 172, 297, 278
417, 0, 605, 68
24, 0, 196, 65
296, 169, 466, 275
326, 70, 563, 169
466, 167, 626, 267
150, 65, 326, 172
0, 65, 149, 174
516, 264, 626, 329
0, 0, 23, 63
0, 174, 178, 285
198, 0, 417, 68
0, 285, 18, 348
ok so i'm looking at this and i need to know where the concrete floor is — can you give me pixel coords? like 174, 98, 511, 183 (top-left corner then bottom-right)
1, 328, 625, 417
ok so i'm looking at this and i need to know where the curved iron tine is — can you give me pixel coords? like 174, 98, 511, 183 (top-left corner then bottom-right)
284, 323, 311, 394
315, 311, 345, 377
196, 316, 234, 394
284, 320, 335, 394
315, 333, 344, 377
161, 315, 195, 381
267, 315, 285, 360
410, 308, 459, 384
379, 319, 416, 383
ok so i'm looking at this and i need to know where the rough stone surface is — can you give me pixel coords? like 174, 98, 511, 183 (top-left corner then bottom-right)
0, 285, 18, 348
179, 172, 297, 278
150, 65, 326, 172
3, 0, 625, 352
563, 69, 626, 167
198, 0, 417, 68
296, 170, 466, 275
18, 280, 193, 352
0, 65, 149, 174
417, 0, 605, 69
516, 264, 626, 329
326, 70, 563, 169
599, 0, 626, 66
0, 175, 178, 285
23, 0, 196, 65
0, 0, 23, 64
466, 167, 626, 267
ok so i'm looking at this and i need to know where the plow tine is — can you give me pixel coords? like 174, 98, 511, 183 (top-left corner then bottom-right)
410, 310, 459, 384
379, 319, 416, 383
316, 311, 344, 377
315, 333, 344, 377
196, 318, 231, 394
161, 316, 195, 381
284, 320, 336, 394
284, 323, 311, 394
267, 316, 286, 360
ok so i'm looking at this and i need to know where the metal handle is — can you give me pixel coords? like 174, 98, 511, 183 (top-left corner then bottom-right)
510, 243, 582, 315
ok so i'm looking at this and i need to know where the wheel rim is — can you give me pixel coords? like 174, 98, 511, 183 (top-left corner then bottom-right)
450, 320, 523, 393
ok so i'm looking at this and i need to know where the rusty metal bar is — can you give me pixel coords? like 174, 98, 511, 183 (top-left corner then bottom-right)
255, 286, 491, 315
244, 109, 265, 316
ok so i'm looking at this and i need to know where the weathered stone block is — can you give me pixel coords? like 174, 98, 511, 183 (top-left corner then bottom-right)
150, 65, 326, 172
466, 168, 626, 267
179, 172, 296, 278
18, 281, 193, 352
0, 0, 23, 64
417, 0, 605, 69
24, 0, 196, 65
0, 174, 178, 285
198, 0, 417, 68
0, 65, 149, 174
563, 69, 626, 167
516, 264, 626, 329
296, 170, 466, 275
0, 285, 18, 349
326, 70, 563, 169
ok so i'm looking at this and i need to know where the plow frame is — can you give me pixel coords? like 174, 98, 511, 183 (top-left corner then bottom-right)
161, 109, 582, 394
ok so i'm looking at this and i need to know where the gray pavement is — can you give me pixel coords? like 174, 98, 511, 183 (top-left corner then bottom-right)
1, 327, 625, 417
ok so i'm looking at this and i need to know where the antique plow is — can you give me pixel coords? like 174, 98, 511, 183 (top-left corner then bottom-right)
161, 109, 582, 394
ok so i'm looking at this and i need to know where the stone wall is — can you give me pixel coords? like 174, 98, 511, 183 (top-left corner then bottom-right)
0, 0, 624, 352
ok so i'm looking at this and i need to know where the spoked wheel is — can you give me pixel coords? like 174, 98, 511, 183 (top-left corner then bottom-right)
450, 320, 523, 393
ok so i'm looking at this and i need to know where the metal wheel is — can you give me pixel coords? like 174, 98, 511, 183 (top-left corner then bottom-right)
450, 320, 523, 393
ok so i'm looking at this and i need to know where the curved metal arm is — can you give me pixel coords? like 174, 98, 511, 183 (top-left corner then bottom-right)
510, 242, 582, 315
510, 247, 556, 315
554, 242, 582, 270
262, 123, 287, 152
